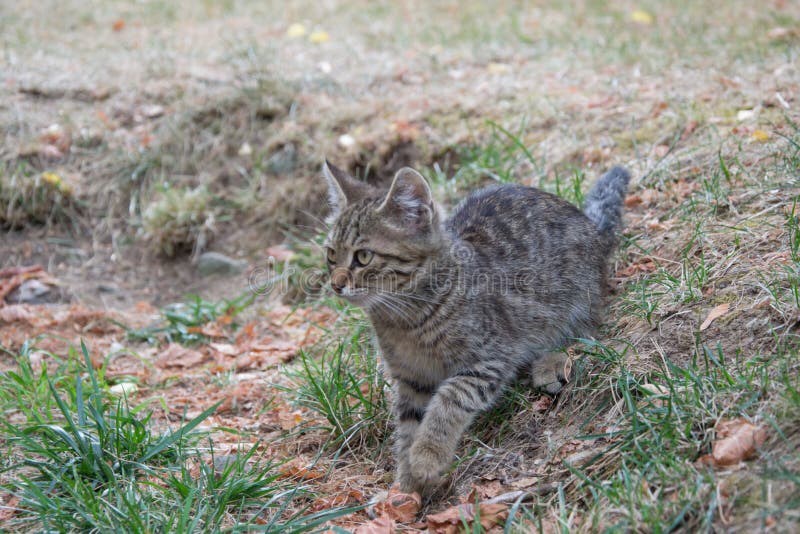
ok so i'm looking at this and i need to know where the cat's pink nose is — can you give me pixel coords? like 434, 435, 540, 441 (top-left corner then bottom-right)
330, 269, 349, 293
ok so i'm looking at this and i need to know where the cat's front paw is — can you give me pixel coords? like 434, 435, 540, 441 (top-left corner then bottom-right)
402, 443, 446, 495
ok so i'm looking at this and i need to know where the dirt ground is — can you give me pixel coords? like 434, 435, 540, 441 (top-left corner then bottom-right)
2, 0, 799, 532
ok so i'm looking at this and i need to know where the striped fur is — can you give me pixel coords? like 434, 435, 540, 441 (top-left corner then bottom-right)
321, 162, 629, 496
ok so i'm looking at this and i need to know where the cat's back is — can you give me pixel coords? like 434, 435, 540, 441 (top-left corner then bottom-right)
446, 184, 601, 260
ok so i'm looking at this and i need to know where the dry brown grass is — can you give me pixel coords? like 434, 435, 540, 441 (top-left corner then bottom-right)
1, 0, 799, 531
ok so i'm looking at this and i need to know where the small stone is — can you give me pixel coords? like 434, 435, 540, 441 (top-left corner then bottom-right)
5, 279, 58, 304
109, 383, 138, 397
213, 454, 252, 475
338, 134, 356, 148
97, 283, 119, 293
267, 144, 297, 175
737, 109, 756, 121
140, 104, 165, 119
196, 252, 247, 276
238, 142, 253, 156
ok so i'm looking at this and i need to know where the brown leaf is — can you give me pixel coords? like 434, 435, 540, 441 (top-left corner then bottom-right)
373, 486, 421, 523
509, 476, 541, 489
624, 194, 643, 208
310, 489, 364, 512
681, 121, 699, 140
0, 265, 43, 278
654, 144, 670, 158
209, 342, 240, 356
699, 303, 730, 331
767, 27, 800, 40
112, 19, 125, 31
616, 258, 657, 278
155, 343, 206, 369
426, 502, 508, 534
277, 458, 326, 481
0, 304, 35, 323
277, 407, 304, 430
354, 515, 395, 534
266, 245, 294, 262
530, 395, 552, 413
471, 480, 506, 500
707, 418, 767, 466
0, 494, 20, 522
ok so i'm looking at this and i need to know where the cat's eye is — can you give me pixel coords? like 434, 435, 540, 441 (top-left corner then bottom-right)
354, 249, 373, 266
326, 247, 336, 263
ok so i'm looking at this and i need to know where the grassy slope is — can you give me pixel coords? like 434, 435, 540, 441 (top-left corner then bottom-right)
1, 0, 799, 531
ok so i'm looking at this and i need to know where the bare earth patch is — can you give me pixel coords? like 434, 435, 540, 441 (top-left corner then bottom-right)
1, 0, 799, 531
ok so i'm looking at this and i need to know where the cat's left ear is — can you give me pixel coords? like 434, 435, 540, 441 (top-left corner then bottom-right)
377, 167, 435, 228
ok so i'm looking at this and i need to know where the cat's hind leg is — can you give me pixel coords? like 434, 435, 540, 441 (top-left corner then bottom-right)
530, 351, 571, 395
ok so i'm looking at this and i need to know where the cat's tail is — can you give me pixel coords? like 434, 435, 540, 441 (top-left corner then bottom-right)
582, 166, 631, 251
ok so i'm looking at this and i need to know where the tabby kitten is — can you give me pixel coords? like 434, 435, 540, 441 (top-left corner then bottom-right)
321, 161, 630, 496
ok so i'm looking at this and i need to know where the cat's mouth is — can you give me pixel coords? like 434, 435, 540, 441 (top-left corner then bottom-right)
334, 286, 369, 302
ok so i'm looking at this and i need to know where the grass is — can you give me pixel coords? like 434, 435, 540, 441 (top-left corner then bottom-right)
0, 341, 354, 532
126, 292, 253, 345
2, 0, 800, 531
281, 319, 390, 457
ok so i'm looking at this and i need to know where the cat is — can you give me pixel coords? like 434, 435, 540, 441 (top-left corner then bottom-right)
320, 161, 630, 496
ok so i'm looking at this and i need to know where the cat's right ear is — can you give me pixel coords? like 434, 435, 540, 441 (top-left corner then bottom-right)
322, 160, 374, 221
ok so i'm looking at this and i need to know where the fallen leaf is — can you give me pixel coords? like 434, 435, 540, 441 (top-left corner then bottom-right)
654, 144, 670, 158
309, 30, 330, 43
278, 458, 326, 481
426, 502, 508, 534
286, 23, 307, 38
0, 494, 20, 522
701, 418, 767, 467
266, 245, 294, 262
629, 10, 654, 25
209, 342, 240, 356
767, 27, 800, 40
354, 515, 395, 534
139, 105, 165, 119
0, 305, 35, 323
487, 62, 511, 75
530, 395, 552, 412
472, 480, 506, 500
650, 101, 668, 118
616, 258, 657, 278
277, 407, 304, 430
155, 343, 206, 368
310, 489, 364, 512
750, 130, 770, 142
682, 120, 699, 140
112, 19, 125, 32
392, 119, 419, 142
510, 476, 541, 489
624, 194, 643, 208
700, 303, 730, 331
373, 486, 421, 523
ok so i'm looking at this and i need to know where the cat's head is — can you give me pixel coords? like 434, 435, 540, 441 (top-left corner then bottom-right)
320, 161, 443, 305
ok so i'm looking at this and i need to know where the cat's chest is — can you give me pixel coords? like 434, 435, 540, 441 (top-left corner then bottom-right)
372, 326, 455, 381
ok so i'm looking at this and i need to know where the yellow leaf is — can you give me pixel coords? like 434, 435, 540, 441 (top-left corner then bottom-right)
487, 62, 510, 75
630, 10, 654, 25
286, 23, 307, 38
309, 30, 330, 44
41, 171, 61, 187
751, 129, 770, 142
